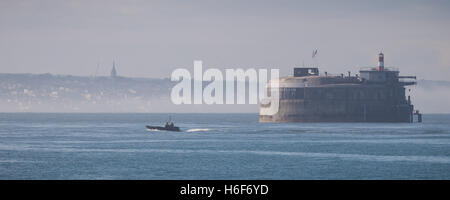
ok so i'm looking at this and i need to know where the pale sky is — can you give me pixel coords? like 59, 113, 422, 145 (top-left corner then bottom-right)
1, 0, 450, 80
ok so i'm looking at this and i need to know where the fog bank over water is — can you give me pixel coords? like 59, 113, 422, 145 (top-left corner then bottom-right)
411, 80, 450, 114
0, 73, 448, 113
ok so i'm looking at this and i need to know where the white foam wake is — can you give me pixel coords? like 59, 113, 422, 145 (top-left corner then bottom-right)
186, 128, 211, 132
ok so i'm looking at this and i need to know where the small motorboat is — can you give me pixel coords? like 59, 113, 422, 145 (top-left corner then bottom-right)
146, 121, 180, 132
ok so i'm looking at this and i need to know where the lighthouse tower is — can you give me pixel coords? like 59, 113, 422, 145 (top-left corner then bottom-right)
378, 52, 384, 71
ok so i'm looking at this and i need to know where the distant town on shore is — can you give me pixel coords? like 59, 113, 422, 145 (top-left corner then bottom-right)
1, 69, 449, 113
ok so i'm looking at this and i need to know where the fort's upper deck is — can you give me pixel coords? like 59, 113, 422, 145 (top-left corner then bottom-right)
280, 53, 416, 88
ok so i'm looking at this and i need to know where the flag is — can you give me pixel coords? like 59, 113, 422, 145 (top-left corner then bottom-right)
312, 49, 318, 58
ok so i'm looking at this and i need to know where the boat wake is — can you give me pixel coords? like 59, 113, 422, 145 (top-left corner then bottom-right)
186, 128, 211, 132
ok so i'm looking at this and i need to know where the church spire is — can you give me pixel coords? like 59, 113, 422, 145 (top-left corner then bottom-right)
111, 61, 117, 78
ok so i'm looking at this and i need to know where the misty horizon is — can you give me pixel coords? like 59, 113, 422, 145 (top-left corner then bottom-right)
1, 0, 450, 80
1, 72, 450, 113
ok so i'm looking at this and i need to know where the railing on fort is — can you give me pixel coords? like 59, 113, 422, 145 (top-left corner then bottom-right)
359, 67, 399, 71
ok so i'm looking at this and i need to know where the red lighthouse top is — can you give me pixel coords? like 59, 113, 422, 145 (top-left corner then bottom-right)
378, 52, 384, 71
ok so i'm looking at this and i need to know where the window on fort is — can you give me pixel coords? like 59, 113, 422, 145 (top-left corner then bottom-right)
379, 91, 385, 100
334, 89, 345, 99
353, 91, 360, 100
295, 88, 304, 99
280, 88, 297, 99
360, 91, 365, 99
326, 92, 334, 99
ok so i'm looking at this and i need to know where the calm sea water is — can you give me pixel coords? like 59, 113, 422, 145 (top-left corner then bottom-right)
0, 113, 449, 180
